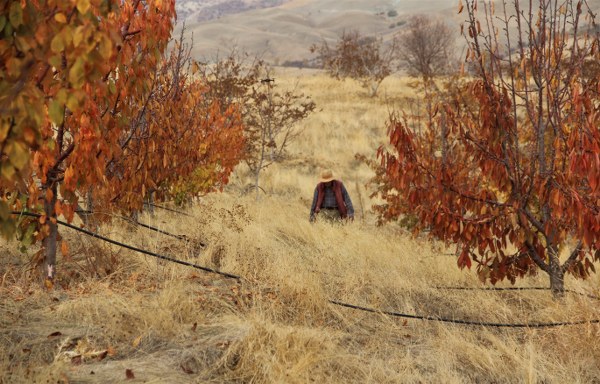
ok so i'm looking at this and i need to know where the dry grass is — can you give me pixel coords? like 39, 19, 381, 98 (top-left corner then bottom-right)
2, 69, 600, 383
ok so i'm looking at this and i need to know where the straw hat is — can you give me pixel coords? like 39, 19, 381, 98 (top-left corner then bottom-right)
319, 169, 335, 183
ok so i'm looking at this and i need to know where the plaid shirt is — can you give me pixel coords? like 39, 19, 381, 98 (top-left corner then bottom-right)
309, 181, 354, 220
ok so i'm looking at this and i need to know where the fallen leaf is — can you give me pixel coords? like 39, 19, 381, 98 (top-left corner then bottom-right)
107, 346, 117, 357
47, 331, 63, 338
181, 363, 194, 374
125, 369, 135, 379
96, 350, 108, 361
191, 322, 197, 332
71, 355, 82, 365
132, 335, 142, 348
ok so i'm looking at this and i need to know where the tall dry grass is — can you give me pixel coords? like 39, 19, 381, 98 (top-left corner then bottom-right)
1, 69, 600, 383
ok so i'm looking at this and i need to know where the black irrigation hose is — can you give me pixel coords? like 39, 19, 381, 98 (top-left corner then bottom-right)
329, 300, 600, 328
118, 216, 190, 242
75, 209, 191, 242
11, 211, 239, 281
433, 286, 600, 301
12, 211, 600, 328
144, 202, 193, 217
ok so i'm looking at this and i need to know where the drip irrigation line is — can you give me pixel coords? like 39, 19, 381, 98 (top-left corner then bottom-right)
433, 286, 600, 301
74, 208, 204, 245
328, 300, 600, 328
130, 220, 189, 242
115, 215, 188, 242
144, 202, 193, 217
11, 211, 600, 328
11, 211, 239, 281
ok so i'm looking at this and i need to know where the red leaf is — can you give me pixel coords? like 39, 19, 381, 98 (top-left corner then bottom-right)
125, 369, 135, 380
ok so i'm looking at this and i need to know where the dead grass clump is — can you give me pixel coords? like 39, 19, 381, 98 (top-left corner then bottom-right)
205, 314, 365, 383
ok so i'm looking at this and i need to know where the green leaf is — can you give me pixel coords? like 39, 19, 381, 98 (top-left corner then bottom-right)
73, 26, 86, 47
7, 141, 29, 170
108, 80, 116, 95
9, 2, 23, 28
51, 33, 64, 54
0, 16, 7, 32
0, 163, 15, 180
66, 91, 85, 111
48, 99, 64, 125
21, 221, 36, 247
68, 57, 85, 87
48, 55, 62, 69
56, 89, 68, 104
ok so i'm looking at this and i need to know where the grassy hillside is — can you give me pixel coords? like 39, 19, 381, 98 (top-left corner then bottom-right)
2, 69, 600, 383
180, 0, 457, 64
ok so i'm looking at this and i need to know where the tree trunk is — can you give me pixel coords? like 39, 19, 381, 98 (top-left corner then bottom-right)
147, 190, 155, 217
254, 168, 261, 201
548, 247, 565, 297
84, 188, 99, 231
42, 183, 58, 283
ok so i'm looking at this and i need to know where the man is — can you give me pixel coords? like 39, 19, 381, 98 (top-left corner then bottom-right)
309, 169, 354, 222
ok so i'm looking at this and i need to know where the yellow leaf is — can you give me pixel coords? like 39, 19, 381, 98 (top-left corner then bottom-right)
69, 58, 86, 88
73, 26, 86, 47
77, 0, 91, 14
132, 335, 142, 348
7, 141, 29, 170
98, 34, 113, 60
54, 13, 67, 23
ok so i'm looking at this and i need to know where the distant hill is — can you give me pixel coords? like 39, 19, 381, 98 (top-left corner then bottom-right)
176, 0, 455, 64
175, 0, 600, 65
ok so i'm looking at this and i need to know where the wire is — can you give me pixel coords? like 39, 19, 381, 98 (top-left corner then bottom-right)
329, 300, 600, 328
433, 286, 600, 301
144, 202, 193, 217
12, 211, 239, 281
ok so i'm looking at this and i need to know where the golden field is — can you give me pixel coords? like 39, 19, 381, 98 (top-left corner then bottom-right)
1, 69, 600, 384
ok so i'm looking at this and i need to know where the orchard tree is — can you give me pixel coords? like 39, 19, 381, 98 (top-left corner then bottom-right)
310, 30, 399, 97
374, 0, 600, 296
2, 0, 177, 284
397, 15, 457, 132
1, 0, 245, 287
197, 51, 315, 197
103, 29, 245, 209
244, 72, 316, 198
398, 15, 456, 84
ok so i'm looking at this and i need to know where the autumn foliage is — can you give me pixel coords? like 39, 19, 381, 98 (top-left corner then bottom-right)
374, 0, 600, 295
0, 1, 245, 282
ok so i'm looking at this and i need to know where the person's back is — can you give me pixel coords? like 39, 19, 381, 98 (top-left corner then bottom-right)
309, 169, 354, 223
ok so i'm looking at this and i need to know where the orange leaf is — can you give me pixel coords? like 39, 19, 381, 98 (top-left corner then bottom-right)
60, 241, 69, 257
